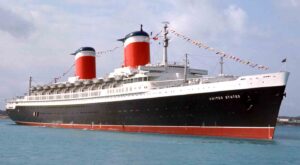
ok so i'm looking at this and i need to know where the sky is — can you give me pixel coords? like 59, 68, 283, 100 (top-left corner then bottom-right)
0, 0, 299, 116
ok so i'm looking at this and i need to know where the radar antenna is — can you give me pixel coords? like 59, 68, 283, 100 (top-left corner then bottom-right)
162, 21, 169, 68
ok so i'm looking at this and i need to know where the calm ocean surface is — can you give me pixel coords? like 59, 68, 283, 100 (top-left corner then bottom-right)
0, 119, 299, 165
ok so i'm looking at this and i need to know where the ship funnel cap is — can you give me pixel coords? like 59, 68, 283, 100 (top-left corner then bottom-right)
118, 24, 149, 42
71, 47, 95, 55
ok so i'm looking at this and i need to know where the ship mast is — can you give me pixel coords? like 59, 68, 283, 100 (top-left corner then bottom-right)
28, 76, 32, 95
184, 53, 188, 82
219, 56, 224, 76
162, 22, 169, 68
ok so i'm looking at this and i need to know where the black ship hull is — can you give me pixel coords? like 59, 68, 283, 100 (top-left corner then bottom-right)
7, 85, 286, 139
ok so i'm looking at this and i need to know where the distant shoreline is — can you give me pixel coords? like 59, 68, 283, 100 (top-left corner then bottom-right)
0, 110, 8, 119
277, 122, 300, 126
277, 116, 300, 126
0, 115, 8, 119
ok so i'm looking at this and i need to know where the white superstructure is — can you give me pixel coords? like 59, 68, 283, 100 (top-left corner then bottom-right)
5, 63, 289, 109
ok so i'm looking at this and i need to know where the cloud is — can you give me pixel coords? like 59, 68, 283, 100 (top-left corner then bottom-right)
290, 0, 300, 7
277, 0, 300, 8
224, 5, 247, 34
164, 1, 249, 45
0, 7, 35, 38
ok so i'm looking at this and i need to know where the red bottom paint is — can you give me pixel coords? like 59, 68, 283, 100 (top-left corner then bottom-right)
16, 121, 275, 140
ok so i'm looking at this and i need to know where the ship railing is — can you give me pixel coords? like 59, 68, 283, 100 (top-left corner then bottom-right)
150, 78, 202, 89
21, 86, 148, 102
6, 96, 25, 103
150, 79, 185, 89
5, 98, 17, 103
10, 81, 151, 102
25, 90, 102, 101
200, 76, 237, 84
150, 77, 235, 86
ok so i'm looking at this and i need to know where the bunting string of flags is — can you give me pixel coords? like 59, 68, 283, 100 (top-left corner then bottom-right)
96, 46, 119, 56
151, 30, 162, 41
168, 28, 269, 70
49, 46, 120, 84
49, 63, 75, 84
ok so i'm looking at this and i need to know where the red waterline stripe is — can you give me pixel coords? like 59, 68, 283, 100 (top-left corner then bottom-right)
15, 121, 275, 140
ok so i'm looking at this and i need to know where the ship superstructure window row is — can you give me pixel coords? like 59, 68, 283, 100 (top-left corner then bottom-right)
7, 73, 281, 104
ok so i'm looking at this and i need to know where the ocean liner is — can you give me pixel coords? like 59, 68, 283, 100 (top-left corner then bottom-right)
5, 24, 289, 140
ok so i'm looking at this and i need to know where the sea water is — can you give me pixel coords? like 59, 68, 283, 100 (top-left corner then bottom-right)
0, 119, 299, 165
